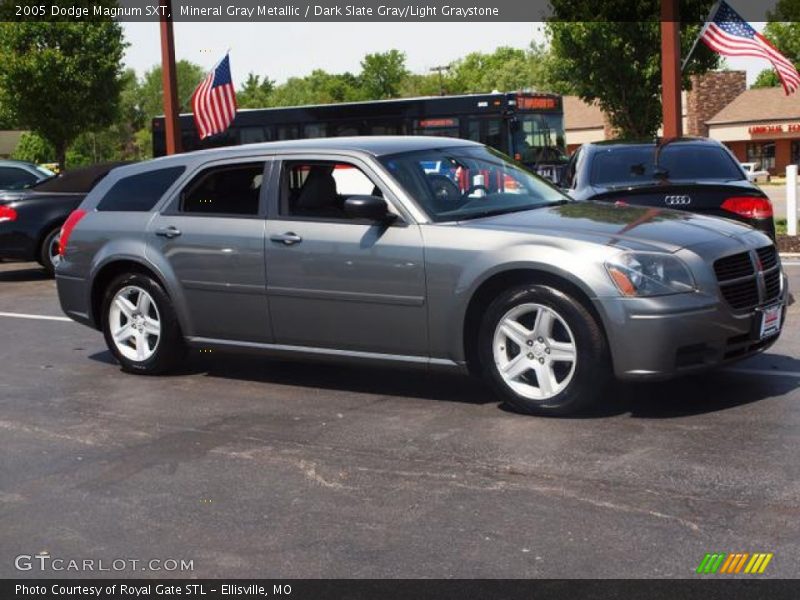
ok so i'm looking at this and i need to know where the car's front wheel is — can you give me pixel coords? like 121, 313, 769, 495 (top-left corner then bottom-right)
101, 273, 185, 374
479, 284, 610, 416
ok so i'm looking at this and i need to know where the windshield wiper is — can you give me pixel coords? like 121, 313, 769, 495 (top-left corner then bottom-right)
457, 199, 570, 220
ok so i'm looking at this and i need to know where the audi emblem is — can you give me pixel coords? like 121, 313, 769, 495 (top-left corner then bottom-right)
664, 195, 692, 206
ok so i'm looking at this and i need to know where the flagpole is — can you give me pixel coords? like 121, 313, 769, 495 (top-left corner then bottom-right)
681, 0, 721, 72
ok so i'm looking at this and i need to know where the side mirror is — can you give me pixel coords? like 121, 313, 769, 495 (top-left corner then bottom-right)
343, 195, 395, 221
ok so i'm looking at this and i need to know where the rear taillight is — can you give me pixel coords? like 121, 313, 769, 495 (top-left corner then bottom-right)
721, 196, 773, 220
58, 209, 87, 257
0, 205, 17, 222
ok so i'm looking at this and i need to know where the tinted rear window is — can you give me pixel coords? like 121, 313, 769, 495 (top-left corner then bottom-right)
97, 167, 185, 212
590, 145, 744, 186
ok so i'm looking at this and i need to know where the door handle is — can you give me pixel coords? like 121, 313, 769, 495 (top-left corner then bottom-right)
270, 232, 302, 246
155, 226, 181, 239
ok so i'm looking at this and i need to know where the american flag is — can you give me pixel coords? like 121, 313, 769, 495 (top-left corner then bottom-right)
191, 54, 238, 139
700, 1, 800, 94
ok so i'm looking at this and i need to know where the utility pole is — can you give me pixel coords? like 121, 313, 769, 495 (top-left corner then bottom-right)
661, 0, 682, 138
429, 65, 450, 96
159, 0, 182, 154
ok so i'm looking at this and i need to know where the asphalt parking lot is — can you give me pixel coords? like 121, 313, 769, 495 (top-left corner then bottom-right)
1, 260, 799, 579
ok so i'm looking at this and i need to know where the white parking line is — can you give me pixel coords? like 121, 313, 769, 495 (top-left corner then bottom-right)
0, 311, 72, 322
725, 367, 800, 378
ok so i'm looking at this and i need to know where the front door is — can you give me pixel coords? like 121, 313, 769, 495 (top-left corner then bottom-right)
263, 156, 427, 357
146, 159, 271, 342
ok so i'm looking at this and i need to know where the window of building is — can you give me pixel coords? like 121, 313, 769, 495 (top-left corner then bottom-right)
180, 163, 264, 215
280, 160, 384, 220
97, 167, 185, 212
746, 142, 776, 171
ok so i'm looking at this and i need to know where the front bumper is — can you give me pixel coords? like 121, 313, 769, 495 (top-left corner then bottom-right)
595, 284, 789, 381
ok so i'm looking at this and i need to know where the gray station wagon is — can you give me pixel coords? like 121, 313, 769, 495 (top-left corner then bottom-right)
55, 137, 789, 416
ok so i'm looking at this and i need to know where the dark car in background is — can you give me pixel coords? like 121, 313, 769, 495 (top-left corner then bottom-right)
0, 159, 53, 191
0, 162, 124, 275
562, 138, 776, 240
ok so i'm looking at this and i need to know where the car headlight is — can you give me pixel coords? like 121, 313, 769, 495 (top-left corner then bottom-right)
605, 252, 695, 297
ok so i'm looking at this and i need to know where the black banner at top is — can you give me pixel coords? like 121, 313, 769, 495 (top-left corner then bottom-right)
1, 0, 784, 22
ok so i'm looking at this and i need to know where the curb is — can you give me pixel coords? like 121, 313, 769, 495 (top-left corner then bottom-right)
780, 252, 800, 258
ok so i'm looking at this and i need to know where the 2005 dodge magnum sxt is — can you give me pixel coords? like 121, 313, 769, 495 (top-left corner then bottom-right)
55, 137, 789, 415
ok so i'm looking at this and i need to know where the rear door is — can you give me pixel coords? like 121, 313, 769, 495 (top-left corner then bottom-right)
146, 158, 272, 343
263, 155, 428, 357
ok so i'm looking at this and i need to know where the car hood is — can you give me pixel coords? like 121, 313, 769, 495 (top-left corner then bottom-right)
458, 200, 754, 253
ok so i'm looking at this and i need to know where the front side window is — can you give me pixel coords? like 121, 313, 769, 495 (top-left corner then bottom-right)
379, 145, 568, 223
280, 160, 383, 220
180, 163, 264, 215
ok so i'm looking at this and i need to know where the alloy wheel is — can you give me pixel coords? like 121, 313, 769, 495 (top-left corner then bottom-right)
492, 303, 577, 400
108, 285, 161, 362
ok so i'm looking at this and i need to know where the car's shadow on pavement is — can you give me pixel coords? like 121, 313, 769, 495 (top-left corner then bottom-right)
89, 349, 799, 417
0, 264, 49, 282
89, 349, 497, 406
584, 362, 799, 419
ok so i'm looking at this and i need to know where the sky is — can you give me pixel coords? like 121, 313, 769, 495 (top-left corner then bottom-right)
121, 21, 771, 89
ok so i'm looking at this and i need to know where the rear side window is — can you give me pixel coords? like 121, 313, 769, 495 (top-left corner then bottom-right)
0, 167, 38, 189
97, 167, 185, 212
180, 163, 264, 216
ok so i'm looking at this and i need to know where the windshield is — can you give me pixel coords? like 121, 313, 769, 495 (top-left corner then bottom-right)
590, 145, 745, 186
512, 113, 567, 165
379, 145, 570, 222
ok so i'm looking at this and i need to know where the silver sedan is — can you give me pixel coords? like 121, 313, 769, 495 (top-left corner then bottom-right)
55, 137, 789, 416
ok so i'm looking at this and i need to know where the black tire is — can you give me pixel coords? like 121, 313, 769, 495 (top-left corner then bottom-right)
38, 227, 61, 277
101, 272, 186, 375
478, 284, 610, 416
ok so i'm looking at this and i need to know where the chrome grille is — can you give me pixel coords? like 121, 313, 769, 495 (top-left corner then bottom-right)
764, 269, 781, 302
714, 252, 754, 282
714, 245, 781, 311
756, 245, 778, 271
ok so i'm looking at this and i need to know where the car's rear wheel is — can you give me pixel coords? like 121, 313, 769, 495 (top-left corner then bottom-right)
101, 273, 185, 374
478, 284, 610, 416
38, 227, 61, 277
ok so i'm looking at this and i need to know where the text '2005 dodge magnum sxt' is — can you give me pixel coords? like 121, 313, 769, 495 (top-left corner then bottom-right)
55, 137, 789, 416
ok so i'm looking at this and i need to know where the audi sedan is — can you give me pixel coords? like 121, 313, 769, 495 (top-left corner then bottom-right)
562, 138, 776, 240
55, 137, 789, 416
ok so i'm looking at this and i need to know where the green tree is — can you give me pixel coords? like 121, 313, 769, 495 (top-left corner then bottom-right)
769, 0, 800, 20
11, 132, 54, 164
136, 60, 206, 120
751, 22, 800, 89
237, 73, 275, 108
0, 15, 126, 168
359, 50, 409, 99
398, 72, 448, 97
67, 69, 146, 165
269, 70, 364, 106
450, 45, 553, 94
546, 1, 719, 139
